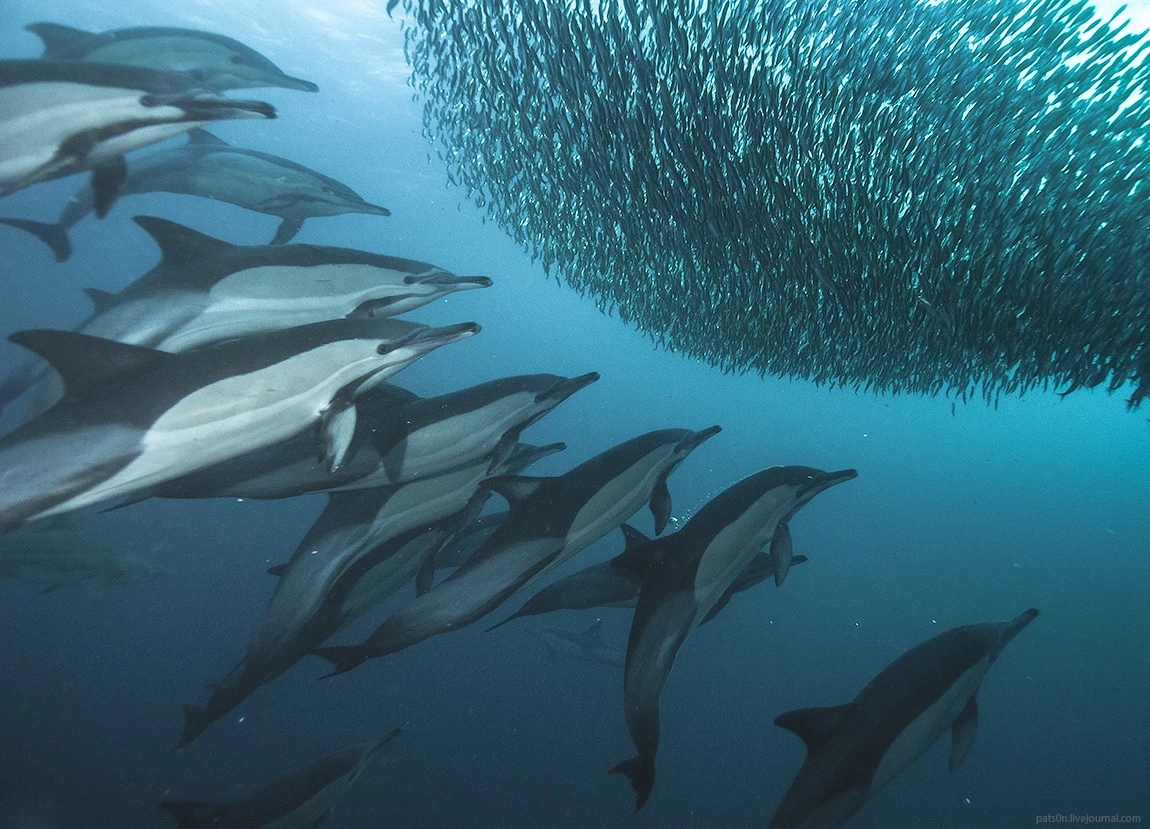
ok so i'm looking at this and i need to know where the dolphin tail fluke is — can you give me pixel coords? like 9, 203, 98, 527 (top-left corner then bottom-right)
160, 800, 213, 829
0, 217, 71, 262
312, 645, 369, 678
177, 704, 214, 750
609, 755, 655, 813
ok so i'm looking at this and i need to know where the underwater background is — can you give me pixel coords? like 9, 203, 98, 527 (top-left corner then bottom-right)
0, 0, 1148, 826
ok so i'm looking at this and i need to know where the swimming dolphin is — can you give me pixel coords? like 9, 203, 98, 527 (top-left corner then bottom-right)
0, 216, 492, 417
611, 466, 858, 811
0, 516, 168, 593
432, 509, 509, 571
0, 62, 274, 220
0, 129, 387, 260
26, 22, 319, 93
770, 608, 1039, 828
177, 442, 562, 747
0, 318, 477, 531
313, 425, 721, 677
141, 371, 597, 501
488, 530, 807, 630
162, 729, 401, 828
531, 619, 626, 668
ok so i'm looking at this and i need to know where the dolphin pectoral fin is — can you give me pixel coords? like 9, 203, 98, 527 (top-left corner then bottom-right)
90, 156, 128, 219
271, 216, 304, 244
770, 522, 793, 587
312, 645, 369, 678
949, 695, 979, 772
160, 800, 215, 829
177, 703, 213, 750
267, 563, 288, 577
774, 703, 854, 752
699, 590, 733, 626
609, 755, 655, 813
649, 473, 672, 535
414, 550, 437, 596
0, 217, 71, 262
320, 395, 358, 473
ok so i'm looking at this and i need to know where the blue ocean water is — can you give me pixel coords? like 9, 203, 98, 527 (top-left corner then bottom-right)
0, 1, 1147, 827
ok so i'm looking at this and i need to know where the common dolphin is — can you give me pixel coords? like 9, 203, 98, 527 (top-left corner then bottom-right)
611, 466, 858, 811
177, 442, 563, 747
141, 371, 597, 500
432, 509, 509, 570
531, 619, 626, 668
0, 318, 477, 531
0, 216, 492, 416
26, 22, 319, 93
0, 62, 274, 219
770, 608, 1039, 828
0, 516, 168, 593
1, 129, 388, 260
162, 729, 401, 828
313, 426, 722, 677
488, 531, 807, 630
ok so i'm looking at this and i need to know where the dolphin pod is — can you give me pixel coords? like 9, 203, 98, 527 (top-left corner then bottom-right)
0, 14, 1048, 829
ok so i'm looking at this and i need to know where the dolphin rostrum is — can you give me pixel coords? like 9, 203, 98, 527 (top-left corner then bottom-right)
1, 129, 388, 260
770, 608, 1039, 828
162, 729, 401, 828
0, 318, 477, 531
0, 216, 492, 417
26, 22, 319, 93
0, 61, 274, 219
612, 466, 858, 811
312, 426, 721, 677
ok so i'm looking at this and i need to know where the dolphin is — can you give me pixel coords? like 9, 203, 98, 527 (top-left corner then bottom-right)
313, 425, 722, 677
488, 529, 807, 630
141, 371, 598, 501
770, 608, 1040, 829
26, 22, 319, 93
0, 129, 387, 260
0, 516, 168, 593
0, 318, 478, 531
0, 61, 274, 220
611, 466, 858, 811
0, 216, 492, 417
177, 441, 564, 747
531, 619, 626, 668
432, 509, 509, 570
162, 729, 401, 829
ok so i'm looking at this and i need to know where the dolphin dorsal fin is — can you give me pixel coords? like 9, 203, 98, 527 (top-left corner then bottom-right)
610, 524, 656, 572
775, 704, 853, 751
9, 330, 168, 397
160, 800, 216, 829
186, 128, 231, 147
25, 22, 94, 56
133, 216, 238, 274
580, 619, 604, 647
481, 475, 545, 504
83, 287, 118, 311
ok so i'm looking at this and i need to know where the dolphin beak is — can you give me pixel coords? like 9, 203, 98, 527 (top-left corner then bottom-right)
280, 75, 320, 92
363, 202, 393, 216
799, 468, 858, 498
997, 608, 1039, 651
410, 321, 481, 350
421, 272, 494, 289
679, 424, 723, 453
540, 371, 600, 404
